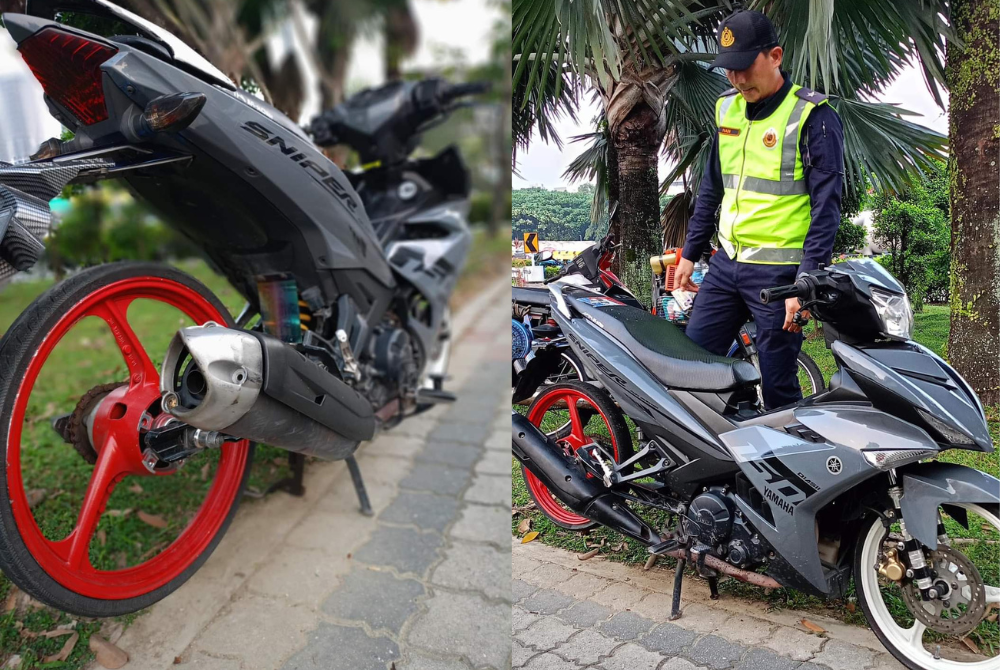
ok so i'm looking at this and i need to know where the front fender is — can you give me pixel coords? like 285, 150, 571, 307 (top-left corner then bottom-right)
898, 462, 1000, 548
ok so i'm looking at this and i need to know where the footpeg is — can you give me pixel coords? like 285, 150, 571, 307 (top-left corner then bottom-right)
415, 388, 457, 404
649, 538, 680, 555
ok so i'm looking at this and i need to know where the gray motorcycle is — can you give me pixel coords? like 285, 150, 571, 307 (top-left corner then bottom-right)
513, 258, 998, 670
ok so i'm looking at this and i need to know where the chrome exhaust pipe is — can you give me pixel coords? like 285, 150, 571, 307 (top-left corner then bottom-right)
161, 323, 376, 460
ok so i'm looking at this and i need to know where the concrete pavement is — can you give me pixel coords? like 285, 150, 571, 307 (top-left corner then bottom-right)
512, 539, 909, 670
93, 279, 512, 670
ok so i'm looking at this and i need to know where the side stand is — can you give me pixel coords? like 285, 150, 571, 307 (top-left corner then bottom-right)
346, 455, 374, 517
265, 452, 307, 497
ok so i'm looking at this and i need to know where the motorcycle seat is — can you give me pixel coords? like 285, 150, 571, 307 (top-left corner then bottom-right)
512, 286, 550, 308
573, 300, 760, 392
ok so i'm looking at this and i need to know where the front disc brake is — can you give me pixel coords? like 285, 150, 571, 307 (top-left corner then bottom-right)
900, 544, 987, 636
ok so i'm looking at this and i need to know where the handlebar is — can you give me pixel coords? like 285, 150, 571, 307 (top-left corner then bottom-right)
760, 281, 805, 304
441, 81, 491, 103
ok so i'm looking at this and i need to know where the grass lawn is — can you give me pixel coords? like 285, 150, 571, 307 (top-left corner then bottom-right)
0, 223, 509, 670
513, 304, 1000, 654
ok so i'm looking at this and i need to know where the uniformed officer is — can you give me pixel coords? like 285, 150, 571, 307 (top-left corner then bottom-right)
675, 9, 844, 410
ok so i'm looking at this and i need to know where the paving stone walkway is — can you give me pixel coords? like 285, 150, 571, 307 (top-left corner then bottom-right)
512, 540, 908, 670
93, 283, 511, 670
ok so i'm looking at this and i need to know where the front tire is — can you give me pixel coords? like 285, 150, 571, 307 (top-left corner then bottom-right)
854, 504, 1000, 669
0, 262, 254, 616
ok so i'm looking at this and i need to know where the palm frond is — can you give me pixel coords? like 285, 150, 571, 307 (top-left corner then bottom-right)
562, 119, 610, 221
757, 0, 951, 105
832, 97, 948, 203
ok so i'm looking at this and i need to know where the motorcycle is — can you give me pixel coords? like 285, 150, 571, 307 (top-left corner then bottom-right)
0, 1, 482, 616
512, 258, 999, 670
512, 228, 825, 405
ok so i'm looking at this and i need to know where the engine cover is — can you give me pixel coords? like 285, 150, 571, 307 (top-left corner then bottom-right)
683, 489, 734, 548
373, 326, 419, 389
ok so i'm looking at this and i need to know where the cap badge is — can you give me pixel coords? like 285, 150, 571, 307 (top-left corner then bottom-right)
762, 128, 778, 148
721, 27, 735, 47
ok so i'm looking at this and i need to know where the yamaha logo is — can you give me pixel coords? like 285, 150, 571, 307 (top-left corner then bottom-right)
826, 456, 843, 475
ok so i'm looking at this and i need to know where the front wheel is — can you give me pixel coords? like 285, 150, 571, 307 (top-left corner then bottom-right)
854, 504, 1000, 669
0, 262, 254, 616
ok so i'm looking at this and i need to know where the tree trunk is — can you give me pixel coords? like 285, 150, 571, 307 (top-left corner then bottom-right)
612, 104, 664, 306
947, 0, 1000, 406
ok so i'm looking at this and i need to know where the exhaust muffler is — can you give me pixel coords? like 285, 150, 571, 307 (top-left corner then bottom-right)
160, 323, 376, 460
512, 413, 657, 545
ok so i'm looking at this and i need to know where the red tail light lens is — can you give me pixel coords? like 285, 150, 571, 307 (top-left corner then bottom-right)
17, 28, 119, 126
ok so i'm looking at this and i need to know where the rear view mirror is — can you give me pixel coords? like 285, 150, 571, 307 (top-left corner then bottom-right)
537, 250, 554, 262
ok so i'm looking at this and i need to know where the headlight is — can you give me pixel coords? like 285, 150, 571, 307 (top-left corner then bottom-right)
870, 288, 914, 340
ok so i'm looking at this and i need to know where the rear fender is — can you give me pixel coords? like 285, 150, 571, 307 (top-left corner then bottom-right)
897, 461, 1000, 549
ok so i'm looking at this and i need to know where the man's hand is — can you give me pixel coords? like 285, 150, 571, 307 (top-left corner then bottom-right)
675, 258, 699, 292
783, 298, 811, 333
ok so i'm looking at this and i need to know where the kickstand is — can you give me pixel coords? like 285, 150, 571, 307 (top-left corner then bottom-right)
346, 455, 373, 517
670, 557, 686, 620
264, 452, 307, 497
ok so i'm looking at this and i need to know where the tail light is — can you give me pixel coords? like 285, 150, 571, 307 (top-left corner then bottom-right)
17, 28, 119, 126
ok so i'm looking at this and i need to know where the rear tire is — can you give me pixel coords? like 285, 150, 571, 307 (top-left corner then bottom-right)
522, 381, 632, 531
0, 262, 254, 617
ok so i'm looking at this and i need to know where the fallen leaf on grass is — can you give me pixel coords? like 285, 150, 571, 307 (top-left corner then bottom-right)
104, 509, 132, 518
90, 635, 129, 669
517, 518, 532, 534
3, 654, 20, 669
42, 631, 78, 663
643, 555, 657, 571
128, 483, 143, 494
4, 587, 20, 612
521, 531, 539, 544
137, 511, 168, 529
25, 489, 46, 510
961, 636, 982, 656
800, 619, 826, 634
578, 548, 600, 561
987, 612, 998, 623
116, 553, 127, 569
97, 530, 106, 547
845, 601, 856, 613
200, 463, 211, 481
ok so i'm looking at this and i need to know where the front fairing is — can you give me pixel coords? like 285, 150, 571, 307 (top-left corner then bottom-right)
832, 341, 993, 452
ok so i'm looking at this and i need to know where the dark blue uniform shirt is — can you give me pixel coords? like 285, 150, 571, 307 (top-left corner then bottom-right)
681, 72, 845, 277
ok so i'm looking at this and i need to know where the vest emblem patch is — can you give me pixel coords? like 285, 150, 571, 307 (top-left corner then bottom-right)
762, 128, 778, 148
719, 127, 740, 136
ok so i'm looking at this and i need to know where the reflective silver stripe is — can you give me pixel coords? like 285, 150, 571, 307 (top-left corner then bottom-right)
719, 236, 736, 258
738, 246, 803, 263
718, 95, 737, 126
723, 174, 807, 195
781, 97, 810, 181
742, 176, 808, 195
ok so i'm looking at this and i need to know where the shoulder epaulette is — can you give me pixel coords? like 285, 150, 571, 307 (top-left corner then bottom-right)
794, 87, 828, 104
720, 87, 738, 98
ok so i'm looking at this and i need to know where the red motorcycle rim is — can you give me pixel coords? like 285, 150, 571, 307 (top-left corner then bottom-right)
525, 389, 621, 527
7, 276, 250, 600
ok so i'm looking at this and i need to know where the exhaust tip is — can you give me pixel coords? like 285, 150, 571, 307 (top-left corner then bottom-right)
160, 323, 264, 431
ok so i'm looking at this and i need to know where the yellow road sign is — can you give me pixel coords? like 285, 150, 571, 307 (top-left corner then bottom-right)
524, 232, 539, 254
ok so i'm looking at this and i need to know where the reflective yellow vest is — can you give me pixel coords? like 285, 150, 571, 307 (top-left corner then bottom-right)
715, 84, 828, 264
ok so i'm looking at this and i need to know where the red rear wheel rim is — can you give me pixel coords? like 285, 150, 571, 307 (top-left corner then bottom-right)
7, 276, 250, 599
525, 389, 620, 527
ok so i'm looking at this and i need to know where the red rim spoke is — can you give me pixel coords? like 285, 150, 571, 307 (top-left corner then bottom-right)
566, 396, 585, 441
65, 434, 130, 570
90, 298, 158, 387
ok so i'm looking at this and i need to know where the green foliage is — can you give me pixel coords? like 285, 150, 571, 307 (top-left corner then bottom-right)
512, 187, 594, 242
833, 219, 868, 255
46, 187, 199, 273
543, 265, 560, 279
870, 165, 951, 309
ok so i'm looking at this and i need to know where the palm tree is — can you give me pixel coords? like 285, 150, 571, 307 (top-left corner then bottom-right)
514, 0, 950, 294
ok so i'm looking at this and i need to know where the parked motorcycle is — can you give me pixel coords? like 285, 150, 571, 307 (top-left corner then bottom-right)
512, 259, 999, 670
512, 230, 826, 404
0, 1, 482, 616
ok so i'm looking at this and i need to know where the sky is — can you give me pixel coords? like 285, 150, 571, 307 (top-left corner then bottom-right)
514, 63, 950, 190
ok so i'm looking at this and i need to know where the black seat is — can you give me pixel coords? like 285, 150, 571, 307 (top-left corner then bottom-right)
512, 286, 550, 308
574, 300, 760, 392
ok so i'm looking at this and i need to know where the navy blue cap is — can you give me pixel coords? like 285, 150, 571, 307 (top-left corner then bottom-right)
710, 10, 779, 71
